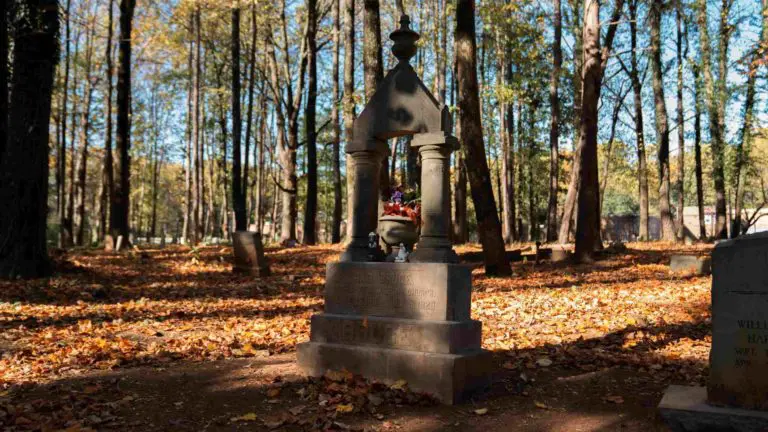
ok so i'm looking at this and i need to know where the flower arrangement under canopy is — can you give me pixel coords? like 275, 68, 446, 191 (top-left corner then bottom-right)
382, 186, 420, 225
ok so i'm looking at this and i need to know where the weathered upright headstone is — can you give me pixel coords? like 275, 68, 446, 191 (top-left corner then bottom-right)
670, 255, 712, 276
659, 233, 768, 431
297, 15, 490, 404
708, 233, 768, 409
232, 231, 270, 276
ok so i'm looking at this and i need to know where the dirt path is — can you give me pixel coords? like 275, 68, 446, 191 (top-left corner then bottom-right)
8, 352, 672, 431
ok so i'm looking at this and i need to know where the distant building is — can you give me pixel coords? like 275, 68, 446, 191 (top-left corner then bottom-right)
600, 206, 768, 243
682, 206, 768, 239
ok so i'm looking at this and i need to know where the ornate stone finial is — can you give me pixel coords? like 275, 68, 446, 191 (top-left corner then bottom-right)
390, 15, 420, 64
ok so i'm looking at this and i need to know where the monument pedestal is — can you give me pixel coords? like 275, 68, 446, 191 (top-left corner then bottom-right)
297, 262, 491, 404
659, 386, 768, 432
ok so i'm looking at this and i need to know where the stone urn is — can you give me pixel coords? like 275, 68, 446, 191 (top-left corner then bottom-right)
378, 215, 419, 259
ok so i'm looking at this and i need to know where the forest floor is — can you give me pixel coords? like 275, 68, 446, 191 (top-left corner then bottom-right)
0, 241, 714, 431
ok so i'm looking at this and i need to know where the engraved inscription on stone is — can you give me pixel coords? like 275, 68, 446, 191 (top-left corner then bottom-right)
730, 314, 768, 370
339, 268, 437, 315
326, 318, 423, 348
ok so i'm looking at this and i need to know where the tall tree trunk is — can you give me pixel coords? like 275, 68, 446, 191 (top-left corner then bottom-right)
75, 23, 96, 246
692, 63, 706, 239
504, 61, 517, 242
232, 3, 246, 231
546, 0, 562, 242
732, 0, 766, 237
256, 82, 267, 232
0, 0, 58, 278
650, 0, 675, 241
495, 34, 512, 244
675, 1, 686, 240
559, 0, 583, 244
100, 0, 115, 244
303, 0, 318, 245
452, 32, 468, 244
343, 0, 356, 242
627, 0, 649, 241
331, 0, 343, 244
66, 33, 80, 247
438, 0, 447, 104
574, 0, 601, 261
599, 90, 624, 212
363, 0, 388, 210
110, 0, 136, 248
573, 0, 623, 260
269, 0, 308, 246
193, 5, 203, 243
244, 3, 258, 229
217, 70, 230, 238
150, 110, 160, 238
182, 12, 193, 243
455, 0, 510, 276
527, 100, 538, 241
0, 0, 7, 165
697, 0, 727, 239
59, 0, 72, 248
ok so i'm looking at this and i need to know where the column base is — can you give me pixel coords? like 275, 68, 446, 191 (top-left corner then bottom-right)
297, 342, 491, 404
409, 247, 458, 263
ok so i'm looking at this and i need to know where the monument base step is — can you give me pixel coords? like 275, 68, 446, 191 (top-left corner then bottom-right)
296, 342, 491, 404
309, 313, 481, 354
658, 385, 768, 432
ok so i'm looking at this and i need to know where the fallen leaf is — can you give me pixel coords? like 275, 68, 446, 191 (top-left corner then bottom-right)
230, 412, 258, 422
335, 403, 354, 413
390, 379, 408, 390
474, 408, 488, 415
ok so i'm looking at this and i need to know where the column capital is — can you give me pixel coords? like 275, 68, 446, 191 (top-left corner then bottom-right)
411, 133, 459, 150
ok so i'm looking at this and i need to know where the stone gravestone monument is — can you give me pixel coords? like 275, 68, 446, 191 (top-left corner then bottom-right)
232, 231, 271, 276
297, 15, 490, 404
659, 232, 768, 431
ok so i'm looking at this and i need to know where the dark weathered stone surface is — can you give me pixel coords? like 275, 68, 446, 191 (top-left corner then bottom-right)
708, 233, 768, 410
670, 255, 712, 275
659, 385, 768, 432
309, 313, 481, 353
551, 247, 571, 263
323, 263, 472, 321
232, 231, 270, 276
297, 342, 491, 404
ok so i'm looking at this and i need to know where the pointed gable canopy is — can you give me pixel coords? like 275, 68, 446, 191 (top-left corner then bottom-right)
346, 15, 451, 154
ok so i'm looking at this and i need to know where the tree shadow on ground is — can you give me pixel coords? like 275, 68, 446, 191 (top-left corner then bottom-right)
0, 246, 336, 305
0, 302, 320, 333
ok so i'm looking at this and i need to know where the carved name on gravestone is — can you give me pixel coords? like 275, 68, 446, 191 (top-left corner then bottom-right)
323, 263, 471, 321
709, 233, 768, 410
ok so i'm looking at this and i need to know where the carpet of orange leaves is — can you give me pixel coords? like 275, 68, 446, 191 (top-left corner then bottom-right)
0, 242, 713, 430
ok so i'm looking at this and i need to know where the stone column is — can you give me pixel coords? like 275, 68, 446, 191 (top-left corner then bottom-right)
409, 133, 458, 263
340, 149, 384, 262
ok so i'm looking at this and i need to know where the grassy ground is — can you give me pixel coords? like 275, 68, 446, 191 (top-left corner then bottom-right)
0, 242, 713, 431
